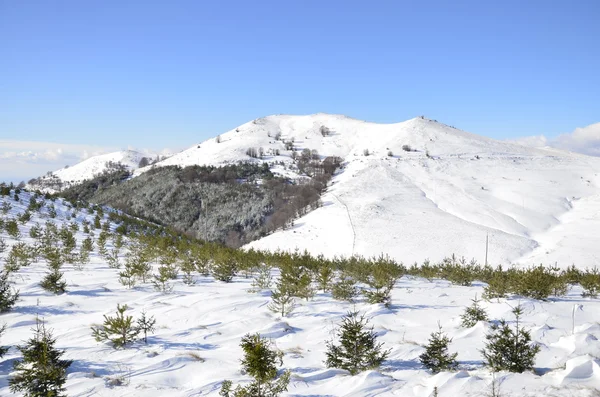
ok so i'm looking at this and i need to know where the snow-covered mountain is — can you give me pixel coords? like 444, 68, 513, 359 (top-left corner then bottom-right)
139, 113, 600, 268
34, 114, 600, 268
28, 149, 154, 191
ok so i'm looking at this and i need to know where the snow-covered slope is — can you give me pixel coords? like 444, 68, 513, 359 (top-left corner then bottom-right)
150, 113, 599, 269
29, 150, 150, 191
42, 113, 600, 268
2, 192, 600, 397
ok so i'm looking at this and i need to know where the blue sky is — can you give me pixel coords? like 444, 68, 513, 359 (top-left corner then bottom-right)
1, 0, 599, 179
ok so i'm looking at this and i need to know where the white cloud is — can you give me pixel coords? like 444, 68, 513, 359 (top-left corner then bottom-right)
554, 122, 600, 156
0, 140, 116, 183
509, 122, 600, 157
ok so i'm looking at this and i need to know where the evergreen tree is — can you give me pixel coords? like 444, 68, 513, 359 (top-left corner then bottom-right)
481, 305, 540, 373
315, 264, 334, 293
460, 295, 488, 328
40, 248, 67, 294
278, 263, 314, 300
91, 304, 141, 348
9, 318, 72, 397
212, 254, 237, 282
220, 333, 290, 397
419, 323, 458, 373
0, 269, 19, 312
331, 274, 358, 302
249, 264, 272, 292
325, 311, 390, 375
0, 323, 8, 358
268, 279, 295, 317
136, 310, 156, 344
152, 265, 174, 293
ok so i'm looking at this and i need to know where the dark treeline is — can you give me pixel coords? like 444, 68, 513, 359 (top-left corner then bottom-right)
55, 160, 341, 247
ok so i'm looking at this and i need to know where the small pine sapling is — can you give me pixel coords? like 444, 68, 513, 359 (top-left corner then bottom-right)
460, 295, 489, 328
481, 305, 540, 373
419, 322, 458, 373
91, 304, 141, 349
325, 311, 390, 375
9, 318, 72, 397
220, 333, 290, 397
137, 310, 156, 344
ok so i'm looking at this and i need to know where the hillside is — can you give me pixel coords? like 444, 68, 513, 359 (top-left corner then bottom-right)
29, 114, 600, 268
140, 113, 600, 268
2, 188, 600, 397
28, 150, 155, 191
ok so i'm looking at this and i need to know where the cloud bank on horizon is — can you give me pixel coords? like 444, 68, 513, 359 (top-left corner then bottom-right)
511, 122, 600, 156
0, 140, 177, 183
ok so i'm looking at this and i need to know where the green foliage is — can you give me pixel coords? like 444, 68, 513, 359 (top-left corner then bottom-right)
249, 264, 273, 292
278, 262, 313, 300
0, 323, 8, 358
136, 310, 156, 344
212, 253, 237, 282
419, 323, 458, 373
91, 304, 141, 349
325, 311, 390, 375
315, 263, 334, 293
5, 218, 21, 239
0, 270, 19, 313
220, 333, 290, 397
9, 318, 72, 397
153, 264, 174, 293
460, 295, 488, 328
580, 268, 600, 298
40, 269, 67, 294
481, 305, 540, 373
361, 255, 401, 307
268, 279, 295, 317
331, 274, 358, 302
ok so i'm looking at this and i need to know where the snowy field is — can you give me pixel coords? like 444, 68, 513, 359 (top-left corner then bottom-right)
2, 193, 600, 397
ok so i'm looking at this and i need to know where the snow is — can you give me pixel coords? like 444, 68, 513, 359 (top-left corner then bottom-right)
30, 150, 151, 191
30, 113, 600, 268
2, 192, 600, 396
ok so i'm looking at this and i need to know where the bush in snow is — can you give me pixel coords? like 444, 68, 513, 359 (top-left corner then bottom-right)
419, 323, 458, 373
460, 295, 488, 328
481, 305, 540, 373
220, 333, 290, 397
9, 318, 72, 397
91, 304, 141, 349
0, 323, 7, 358
325, 311, 390, 375
0, 270, 19, 313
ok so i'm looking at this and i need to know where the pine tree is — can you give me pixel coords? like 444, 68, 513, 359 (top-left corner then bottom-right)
249, 264, 272, 292
268, 279, 295, 317
419, 323, 458, 373
0, 270, 19, 312
0, 323, 8, 358
460, 295, 489, 328
481, 305, 540, 373
91, 304, 141, 349
152, 265, 174, 293
325, 311, 390, 375
40, 247, 67, 294
136, 310, 156, 344
220, 333, 290, 397
278, 264, 313, 300
331, 274, 358, 302
9, 318, 72, 397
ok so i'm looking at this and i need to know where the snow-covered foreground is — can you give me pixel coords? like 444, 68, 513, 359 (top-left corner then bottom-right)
2, 194, 600, 397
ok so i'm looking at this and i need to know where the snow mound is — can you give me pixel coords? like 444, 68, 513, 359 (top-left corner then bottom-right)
559, 355, 600, 384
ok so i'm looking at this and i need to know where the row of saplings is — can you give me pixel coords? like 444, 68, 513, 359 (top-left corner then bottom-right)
0, 294, 538, 397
